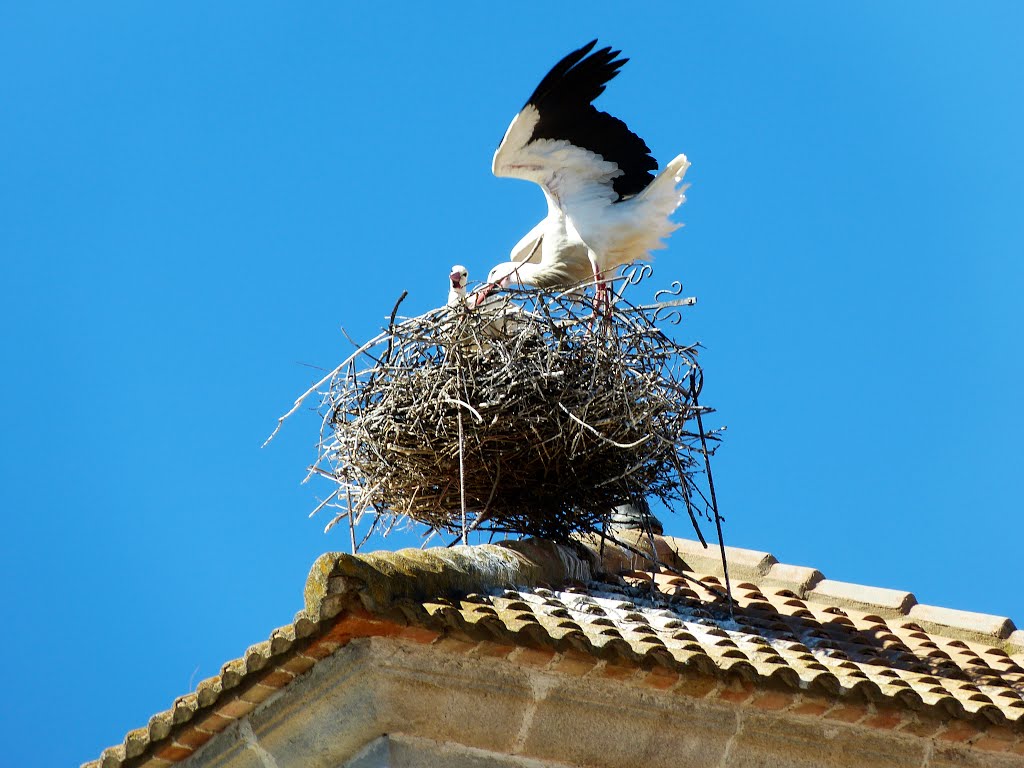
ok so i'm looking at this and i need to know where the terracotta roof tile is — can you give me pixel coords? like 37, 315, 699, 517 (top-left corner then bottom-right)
83, 536, 1024, 767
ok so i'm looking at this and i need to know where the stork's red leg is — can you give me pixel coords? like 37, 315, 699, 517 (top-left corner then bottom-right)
586, 250, 608, 315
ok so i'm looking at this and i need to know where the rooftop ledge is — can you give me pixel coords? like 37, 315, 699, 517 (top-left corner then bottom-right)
83, 534, 1024, 768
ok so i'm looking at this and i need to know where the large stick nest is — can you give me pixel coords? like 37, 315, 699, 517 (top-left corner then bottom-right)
306, 282, 719, 546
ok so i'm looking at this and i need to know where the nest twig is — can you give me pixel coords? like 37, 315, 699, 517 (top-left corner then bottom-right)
283, 281, 721, 549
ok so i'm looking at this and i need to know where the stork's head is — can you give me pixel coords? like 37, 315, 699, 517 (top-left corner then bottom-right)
485, 261, 523, 289
449, 264, 469, 291
470, 262, 527, 308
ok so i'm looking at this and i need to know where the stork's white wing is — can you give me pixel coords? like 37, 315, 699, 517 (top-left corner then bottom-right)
491, 40, 658, 211
507, 217, 546, 264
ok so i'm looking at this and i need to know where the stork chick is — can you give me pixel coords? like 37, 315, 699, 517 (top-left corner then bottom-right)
448, 264, 469, 307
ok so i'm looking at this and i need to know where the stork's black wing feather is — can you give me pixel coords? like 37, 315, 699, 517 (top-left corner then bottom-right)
523, 39, 601, 107
524, 40, 658, 199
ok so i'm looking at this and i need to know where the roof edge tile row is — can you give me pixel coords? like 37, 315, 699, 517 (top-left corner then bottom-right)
82, 534, 1024, 768
656, 537, 1020, 647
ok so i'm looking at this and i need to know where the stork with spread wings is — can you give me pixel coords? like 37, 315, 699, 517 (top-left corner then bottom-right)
483, 40, 690, 304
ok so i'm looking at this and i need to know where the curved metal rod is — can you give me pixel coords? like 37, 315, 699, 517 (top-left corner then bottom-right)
656, 308, 683, 325
621, 262, 653, 286
654, 280, 685, 301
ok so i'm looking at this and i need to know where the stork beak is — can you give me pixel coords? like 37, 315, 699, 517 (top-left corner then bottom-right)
450, 271, 461, 288
473, 284, 496, 307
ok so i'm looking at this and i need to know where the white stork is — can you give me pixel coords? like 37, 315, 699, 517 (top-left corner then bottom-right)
481, 40, 690, 306
448, 264, 469, 307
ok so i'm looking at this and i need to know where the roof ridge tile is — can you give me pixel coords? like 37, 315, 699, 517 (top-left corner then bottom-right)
908, 603, 1017, 643
305, 540, 594, 618
762, 562, 825, 598
1007, 630, 1024, 655
654, 536, 778, 582
654, 537, 1021, 644
807, 578, 917, 616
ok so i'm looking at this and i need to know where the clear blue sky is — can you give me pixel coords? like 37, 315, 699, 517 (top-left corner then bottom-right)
2, 3, 1022, 765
